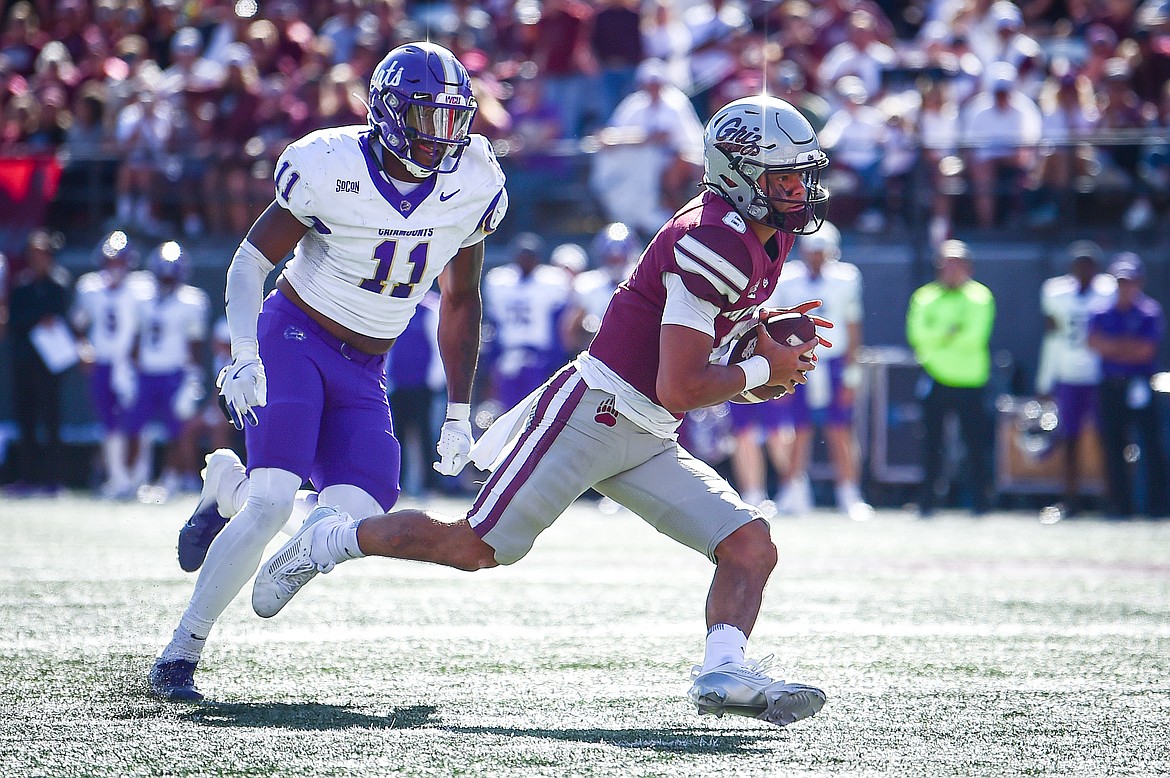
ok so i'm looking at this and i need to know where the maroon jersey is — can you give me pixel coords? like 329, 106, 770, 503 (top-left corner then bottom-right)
588, 191, 796, 410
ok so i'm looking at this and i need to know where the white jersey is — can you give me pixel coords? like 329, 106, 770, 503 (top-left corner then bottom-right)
483, 264, 571, 352
71, 270, 155, 364
768, 260, 863, 357
1037, 273, 1116, 390
136, 284, 209, 374
275, 126, 508, 339
572, 268, 626, 323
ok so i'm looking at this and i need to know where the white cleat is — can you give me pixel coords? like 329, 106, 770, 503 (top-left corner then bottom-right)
775, 475, 814, 516
251, 505, 344, 618
836, 483, 874, 522
688, 655, 826, 727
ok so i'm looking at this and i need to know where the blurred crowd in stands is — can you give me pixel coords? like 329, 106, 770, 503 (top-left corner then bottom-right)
0, 0, 1169, 250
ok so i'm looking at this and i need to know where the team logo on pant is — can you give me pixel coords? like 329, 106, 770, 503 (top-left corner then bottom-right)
594, 397, 617, 427
284, 326, 306, 341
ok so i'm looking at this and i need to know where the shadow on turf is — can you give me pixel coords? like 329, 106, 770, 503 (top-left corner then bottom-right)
441, 725, 770, 754
177, 702, 438, 731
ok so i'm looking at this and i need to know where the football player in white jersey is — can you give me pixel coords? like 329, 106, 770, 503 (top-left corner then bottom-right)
561, 222, 640, 354
481, 233, 572, 409
149, 41, 507, 701
71, 231, 154, 498
1035, 240, 1116, 518
766, 221, 872, 520
124, 241, 209, 496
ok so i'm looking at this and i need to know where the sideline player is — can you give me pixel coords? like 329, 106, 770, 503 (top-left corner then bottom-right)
768, 221, 872, 520
149, 42, 507, 701
254, 95, 833, 727
1034, 240, 1115, 519
70, 231, 153, 498
124, 241, 209, 497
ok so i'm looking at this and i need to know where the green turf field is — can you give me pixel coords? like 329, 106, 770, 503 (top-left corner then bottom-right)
1, 495, 1167, 777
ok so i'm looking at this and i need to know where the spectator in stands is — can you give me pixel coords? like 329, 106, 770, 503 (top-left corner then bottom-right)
917, 79, 962, 244
5, 228, 71, 496
1, 1, 48, 77
1035, 240, 1116, 519
816, 9, 896, 102
590, 0, 643, 123
533, 0, 599, 138
1087, 253, 1169, 518
1095, 58, 1156, 230
157, 27, 223, 103
1130, 26, 1170, 108
641, 0, 691, 92
113, 85, 172, 235
682, 0, 749, 117
907, 239, 996, 517
1081, 23, 1119, 85
960, 62, 1043, 228
984, 0, 1045, 90
208, 43, 264, 236
1031, 70, 1100, 226
318, 0, 371, 67
819, 75, 889, 233
495, 73, 563, 236
590, 58, 704, 236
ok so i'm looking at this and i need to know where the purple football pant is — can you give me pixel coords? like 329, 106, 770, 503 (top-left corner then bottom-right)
727, 398, 788, 433
1053, 382, 1098, 439
780, 357, 853, 429
245, 291, 401, 512
124, 370, 184, 438
88, 362, 123, 431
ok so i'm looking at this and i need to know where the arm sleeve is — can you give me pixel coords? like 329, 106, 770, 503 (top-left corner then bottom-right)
224, 239, 276, 360
661, 272, 719, 337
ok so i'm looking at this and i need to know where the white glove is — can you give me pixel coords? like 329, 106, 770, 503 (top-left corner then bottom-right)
111, 360, 137, 409
433, 403, 473, 476
217, 356, 266, 429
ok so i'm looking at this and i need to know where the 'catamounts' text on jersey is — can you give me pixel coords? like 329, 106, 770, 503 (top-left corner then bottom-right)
275, 126, 507, 339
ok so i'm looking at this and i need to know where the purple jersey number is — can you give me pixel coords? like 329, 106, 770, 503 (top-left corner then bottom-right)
359, 240, 429, 298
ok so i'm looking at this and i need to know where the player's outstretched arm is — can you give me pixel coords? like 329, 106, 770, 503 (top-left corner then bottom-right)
219, 201, 308, 428
433, 242, 485, 476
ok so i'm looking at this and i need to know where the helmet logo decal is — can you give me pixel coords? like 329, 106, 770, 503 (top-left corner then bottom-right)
373, 60, 403, 89
715, 117, 762, 156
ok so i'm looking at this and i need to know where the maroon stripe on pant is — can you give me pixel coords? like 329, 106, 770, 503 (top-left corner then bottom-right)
468, 366, 577, 519
471, 379, 588, 538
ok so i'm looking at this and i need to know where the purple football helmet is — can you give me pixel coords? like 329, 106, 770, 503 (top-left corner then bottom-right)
367, 41, 477, 178
147, 241, 188, 285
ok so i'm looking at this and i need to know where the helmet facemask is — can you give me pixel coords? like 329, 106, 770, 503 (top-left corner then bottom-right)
710, 145, 829, 235
367, 44, 477, 178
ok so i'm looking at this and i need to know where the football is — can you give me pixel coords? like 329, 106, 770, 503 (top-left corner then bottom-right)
728, 311, 818, 404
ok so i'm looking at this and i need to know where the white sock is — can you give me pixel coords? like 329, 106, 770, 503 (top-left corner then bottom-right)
316, 515, 365, 567
161, 614, 214, 663
836, 481, 861, 507
701, 623, 747, 672
102, 434, 129, 484
164, 469, 301, 662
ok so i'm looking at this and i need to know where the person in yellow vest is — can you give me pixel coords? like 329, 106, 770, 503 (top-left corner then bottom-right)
906, 239, 997, 516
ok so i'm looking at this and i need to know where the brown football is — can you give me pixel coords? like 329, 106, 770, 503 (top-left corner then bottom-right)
727, 312, 817, 404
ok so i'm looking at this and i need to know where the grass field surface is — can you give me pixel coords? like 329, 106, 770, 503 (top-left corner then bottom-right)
1, 494, 1168, 777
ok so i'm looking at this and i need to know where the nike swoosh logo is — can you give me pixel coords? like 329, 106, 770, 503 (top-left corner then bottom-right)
439, 190, 460, 202
231, 365, 249, 380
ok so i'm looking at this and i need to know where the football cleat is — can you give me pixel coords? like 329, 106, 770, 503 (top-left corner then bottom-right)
251, 506, 341, 618
688, 655, 826, 726
177, 449, 243, 572
149, 658, 203, 702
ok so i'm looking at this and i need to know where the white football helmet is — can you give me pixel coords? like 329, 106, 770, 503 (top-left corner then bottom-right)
703, 95, 829, 234
798, 219, 841, 261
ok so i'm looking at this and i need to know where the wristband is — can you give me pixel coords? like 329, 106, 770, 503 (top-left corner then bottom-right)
446, 402, 471, 422
230, 337, 259, 362
842, 363, 863, 390
737, 355, 771, 391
